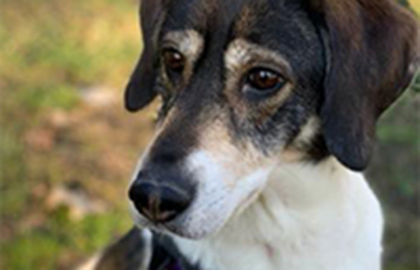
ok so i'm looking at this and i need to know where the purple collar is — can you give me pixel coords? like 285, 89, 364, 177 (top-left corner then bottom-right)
166, 261, 184, 270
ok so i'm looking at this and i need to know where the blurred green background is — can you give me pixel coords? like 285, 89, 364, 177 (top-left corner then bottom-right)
0, 0, 418, 269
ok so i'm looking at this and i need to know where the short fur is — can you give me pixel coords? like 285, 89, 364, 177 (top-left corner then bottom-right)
79, 0, 419, 269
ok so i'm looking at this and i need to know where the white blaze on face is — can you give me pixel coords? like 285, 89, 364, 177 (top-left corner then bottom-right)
175, 150, 274, 238
127, 122, 275, 239
166, 119, 275, 238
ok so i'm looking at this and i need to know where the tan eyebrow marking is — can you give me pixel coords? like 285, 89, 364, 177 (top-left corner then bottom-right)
224, 39, 293, 78
163, 30, 204, 61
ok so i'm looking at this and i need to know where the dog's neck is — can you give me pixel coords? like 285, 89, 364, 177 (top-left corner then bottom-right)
174, 158, 383, 270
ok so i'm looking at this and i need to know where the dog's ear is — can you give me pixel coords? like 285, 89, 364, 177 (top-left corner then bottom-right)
313, 0, 419, 171
125, 0, 166, 112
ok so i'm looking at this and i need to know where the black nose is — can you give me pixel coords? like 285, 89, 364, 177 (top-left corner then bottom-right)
129, 179, 193, 223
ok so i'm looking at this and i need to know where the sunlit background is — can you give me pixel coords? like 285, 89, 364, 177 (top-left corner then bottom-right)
0, 0, 419, 269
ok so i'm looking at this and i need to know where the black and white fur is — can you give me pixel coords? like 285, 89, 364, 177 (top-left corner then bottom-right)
79, 0, 419, 269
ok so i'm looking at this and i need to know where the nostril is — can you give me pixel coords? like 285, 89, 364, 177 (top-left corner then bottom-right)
159, 187, 191, 219
129, 182, 156, 209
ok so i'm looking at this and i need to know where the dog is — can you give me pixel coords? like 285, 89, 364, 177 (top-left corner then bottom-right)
82, 0, 419, 269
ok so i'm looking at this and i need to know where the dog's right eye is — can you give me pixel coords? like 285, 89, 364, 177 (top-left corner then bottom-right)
163, 48, 185, 73
243, 68, 285, 99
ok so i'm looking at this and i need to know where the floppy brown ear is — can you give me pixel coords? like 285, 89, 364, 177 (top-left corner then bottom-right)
125, 0, 166, 112
317, 0, 419, 171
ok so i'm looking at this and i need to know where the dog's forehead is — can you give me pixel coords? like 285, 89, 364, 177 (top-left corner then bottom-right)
162, 0, 318, 60
164, 0, 285, 34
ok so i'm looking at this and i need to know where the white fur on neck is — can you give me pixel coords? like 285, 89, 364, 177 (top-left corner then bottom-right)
174, 158, 383, 270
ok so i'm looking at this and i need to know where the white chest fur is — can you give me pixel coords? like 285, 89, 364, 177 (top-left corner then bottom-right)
174, 158, 384, 270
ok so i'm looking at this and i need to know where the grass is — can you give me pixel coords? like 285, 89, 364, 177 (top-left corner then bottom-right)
2, 210, 130, 270
408, 0, 420, 13
1, 0, 144, 268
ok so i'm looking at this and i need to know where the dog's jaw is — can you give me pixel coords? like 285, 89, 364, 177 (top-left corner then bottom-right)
173, 158, 384, 270
130, 150, 275, 239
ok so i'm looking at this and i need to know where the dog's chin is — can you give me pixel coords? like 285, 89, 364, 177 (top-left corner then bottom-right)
129, 158, 275, 239
130, 181, 269, 239
129, 199, 236, 239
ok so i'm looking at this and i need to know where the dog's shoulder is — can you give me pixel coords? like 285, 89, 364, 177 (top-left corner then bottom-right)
78, 228, 200, 270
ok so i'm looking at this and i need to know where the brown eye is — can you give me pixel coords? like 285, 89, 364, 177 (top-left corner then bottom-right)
247, 68, 284, 92
163, 48, 185, 72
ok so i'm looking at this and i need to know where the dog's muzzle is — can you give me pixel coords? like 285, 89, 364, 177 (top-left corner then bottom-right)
128, 161, 196, 224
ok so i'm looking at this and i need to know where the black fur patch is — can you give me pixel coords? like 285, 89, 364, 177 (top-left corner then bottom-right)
149, 231, 200, 270
94, 228, 149, 270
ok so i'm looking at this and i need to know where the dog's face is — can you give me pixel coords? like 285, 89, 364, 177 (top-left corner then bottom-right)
127, 0, 419, 239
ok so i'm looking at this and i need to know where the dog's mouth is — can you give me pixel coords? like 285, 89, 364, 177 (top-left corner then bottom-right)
129, 197, 229, 239
129, 153, 275, 239
129, 193, 255, 239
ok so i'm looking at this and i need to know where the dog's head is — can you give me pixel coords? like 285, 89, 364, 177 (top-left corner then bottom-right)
127, 0, 419, 239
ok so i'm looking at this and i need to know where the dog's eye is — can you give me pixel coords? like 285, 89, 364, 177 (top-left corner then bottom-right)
163, 48, 185, 73
245, 68, 285, 97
